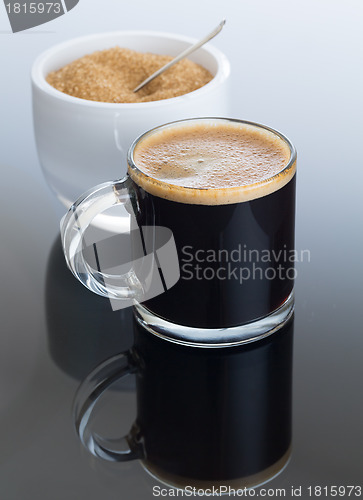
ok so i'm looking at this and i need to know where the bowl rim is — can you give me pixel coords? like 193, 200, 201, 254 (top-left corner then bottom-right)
31, 30, 231, 109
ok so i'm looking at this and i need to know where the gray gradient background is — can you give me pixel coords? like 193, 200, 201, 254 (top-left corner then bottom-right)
0, 0, 362, 498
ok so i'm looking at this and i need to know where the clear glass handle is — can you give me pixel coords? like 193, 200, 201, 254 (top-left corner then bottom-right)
73, 352, 144, 462
61, 177, 143, 300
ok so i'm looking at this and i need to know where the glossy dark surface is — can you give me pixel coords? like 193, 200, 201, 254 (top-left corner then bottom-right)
1, 163, 363, 500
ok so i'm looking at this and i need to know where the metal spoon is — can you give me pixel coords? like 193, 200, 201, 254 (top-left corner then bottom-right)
133, 19, 226, 93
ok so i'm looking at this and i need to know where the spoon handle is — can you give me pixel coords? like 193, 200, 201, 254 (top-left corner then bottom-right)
133, 19, 226, 93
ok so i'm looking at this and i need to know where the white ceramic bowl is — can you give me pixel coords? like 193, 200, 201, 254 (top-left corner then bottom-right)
31, 30, 231, 211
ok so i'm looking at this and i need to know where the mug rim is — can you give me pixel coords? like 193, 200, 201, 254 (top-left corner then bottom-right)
30, 30, 230, 109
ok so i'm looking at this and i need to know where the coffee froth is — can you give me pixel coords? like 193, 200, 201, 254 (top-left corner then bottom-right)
130, 119, 296, 205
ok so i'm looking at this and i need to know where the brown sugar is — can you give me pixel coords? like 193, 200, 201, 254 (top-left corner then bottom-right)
46, 46, 213, 103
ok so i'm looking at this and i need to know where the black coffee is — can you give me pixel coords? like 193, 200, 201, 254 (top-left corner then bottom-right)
129, 120, 296, 328
131, 315, 294, 487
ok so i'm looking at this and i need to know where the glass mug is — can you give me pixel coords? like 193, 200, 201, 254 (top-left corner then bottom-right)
74, 314, 294, 490
61, 117, 296, 346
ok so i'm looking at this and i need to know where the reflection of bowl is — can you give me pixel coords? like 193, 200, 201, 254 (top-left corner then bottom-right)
31, 31, 230, 214
46, 235, 134, 385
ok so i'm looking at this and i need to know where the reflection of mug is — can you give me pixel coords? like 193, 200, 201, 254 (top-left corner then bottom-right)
31, 31, 230, 212
74, 316, 294, 490
61, 118, 296, 343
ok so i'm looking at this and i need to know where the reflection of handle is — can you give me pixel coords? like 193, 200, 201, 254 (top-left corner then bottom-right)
73, 352, 144, 462
61, 177, 143, 300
